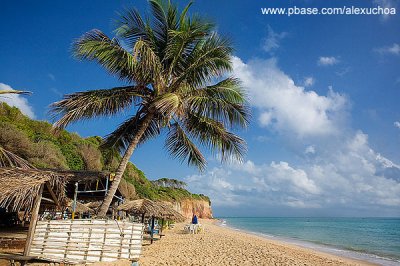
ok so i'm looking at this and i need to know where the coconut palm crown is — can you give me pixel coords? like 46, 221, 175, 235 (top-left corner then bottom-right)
50, 0, 249, 217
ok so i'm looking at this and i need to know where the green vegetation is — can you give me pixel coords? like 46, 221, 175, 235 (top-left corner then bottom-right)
0, 102, 210, 204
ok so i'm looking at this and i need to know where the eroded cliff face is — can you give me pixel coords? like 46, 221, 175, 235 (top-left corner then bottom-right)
169, 199, 213, 219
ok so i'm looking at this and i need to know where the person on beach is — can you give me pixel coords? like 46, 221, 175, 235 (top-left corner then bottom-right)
192, 214, 198, 224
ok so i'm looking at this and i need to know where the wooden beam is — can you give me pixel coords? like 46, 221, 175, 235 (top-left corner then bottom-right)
41, 197, 55, 203
45, 182, 60, 208
24, 184, 44, 256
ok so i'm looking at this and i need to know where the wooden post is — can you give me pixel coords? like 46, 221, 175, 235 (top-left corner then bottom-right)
45, 182, 60, 208
160, 219, 164, 238
141, 213, 145, 223
72, 182, 78, 220
24, 184, 44, 256
150, 216, 155, 244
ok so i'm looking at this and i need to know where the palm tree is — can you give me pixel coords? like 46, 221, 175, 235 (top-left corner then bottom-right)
51, 0, 249, 217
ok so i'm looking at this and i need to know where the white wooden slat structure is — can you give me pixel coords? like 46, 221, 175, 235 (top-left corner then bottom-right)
28, 219, 144, 264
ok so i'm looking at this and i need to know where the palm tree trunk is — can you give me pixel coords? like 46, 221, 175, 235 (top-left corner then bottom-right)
97, 114, 154, 217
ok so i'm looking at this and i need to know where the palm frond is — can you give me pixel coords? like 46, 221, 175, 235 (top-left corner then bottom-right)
132, 39, 163, 86
179, 2, 193, 27
115, 8, 157, 51
167, 1, 179, 31
102, 113, 161, 152
165, 122, 206, 170
0, 90, 32, 95
184, 78, 250, 128
0, 146, 34, 169
173, 33, 233, 88
153, 92, 181, 117
183, 113, 246, 162
165, 16, 215, 80
51, 86, 145, 129
149, 0, 169, 43
73, 29, 137, 82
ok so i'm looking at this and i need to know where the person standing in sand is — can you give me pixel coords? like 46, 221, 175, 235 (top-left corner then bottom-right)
192, 214, 198, 224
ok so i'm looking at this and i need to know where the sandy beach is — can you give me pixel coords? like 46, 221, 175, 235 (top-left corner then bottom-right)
0, 219, 378, 266
139, 219, 375, 266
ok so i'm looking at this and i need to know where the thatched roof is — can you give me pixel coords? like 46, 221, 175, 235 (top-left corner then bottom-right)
117, 199, 186, 222
67, 200, 95, 214
0, 167, 108, 211
118, 199, 161, 215
0, 147, 34, 169
157, 202, 186, 222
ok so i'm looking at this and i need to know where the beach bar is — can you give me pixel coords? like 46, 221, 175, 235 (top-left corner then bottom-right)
0, 167, 144, 264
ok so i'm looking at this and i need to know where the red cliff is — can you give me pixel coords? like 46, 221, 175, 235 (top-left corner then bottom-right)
169, 199, 213, 219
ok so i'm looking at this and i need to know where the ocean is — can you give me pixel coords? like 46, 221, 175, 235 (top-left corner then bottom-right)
219, 217, 400, 266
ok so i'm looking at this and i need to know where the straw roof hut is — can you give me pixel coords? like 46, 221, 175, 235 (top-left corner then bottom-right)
0, 168, 65, 211
0, 167, 109, 211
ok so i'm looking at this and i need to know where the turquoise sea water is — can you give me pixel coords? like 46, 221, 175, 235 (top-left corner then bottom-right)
219, 217, 400, 266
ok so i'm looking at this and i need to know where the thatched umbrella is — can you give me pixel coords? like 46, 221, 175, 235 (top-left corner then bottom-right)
118, 199, 163, 220
67, 200, 95, 215
84, 201, 102, 210
155, 202, 186, 237
117, 199, 185, 222
118, 199, 185, 243
157, 202, 186, 222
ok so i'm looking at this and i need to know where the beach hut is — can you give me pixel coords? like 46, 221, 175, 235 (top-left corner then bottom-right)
0, 168, 109, 258
118, 199, 185, 244
0, 167, 142, 264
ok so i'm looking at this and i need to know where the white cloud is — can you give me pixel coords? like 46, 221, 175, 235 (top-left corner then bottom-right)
262, 25, 287, 53
303, 77, 315, 87
48, 73, 56, 81
232, 56, 348, 137
376, 153, 400, 169
394, 121, 400, 129
336, 66, 351, 77
0, 83, 35, 118
270, 161, 320, 194
375, 43, 400, 56
258, 112, 273, 126
186, 131, 400, 215
318, 56, 339, 66
186, 167, 240, 207
49, 87, 63, 96
305, 145, 316, 154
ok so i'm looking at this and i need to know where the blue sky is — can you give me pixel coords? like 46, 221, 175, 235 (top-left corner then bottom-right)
1, 0, 399, 217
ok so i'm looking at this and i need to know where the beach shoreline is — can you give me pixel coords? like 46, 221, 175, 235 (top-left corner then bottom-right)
139, 218, 378, 266
216, 218, 399, 266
